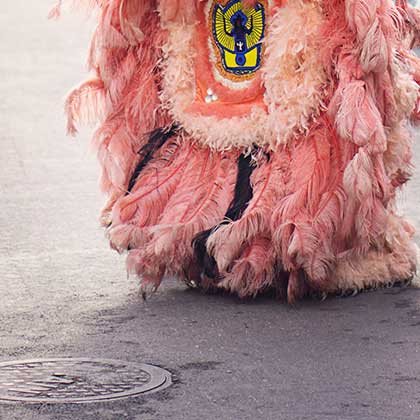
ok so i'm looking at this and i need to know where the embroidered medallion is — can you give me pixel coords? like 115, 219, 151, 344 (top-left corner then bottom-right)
211, 0, 265, 80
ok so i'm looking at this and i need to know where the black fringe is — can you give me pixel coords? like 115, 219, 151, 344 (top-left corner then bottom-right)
192, 153, 255, 280
192, 229, 221, 280
126, 124, 178, 194
273, 261, 290, 301
225, 153, 255, 221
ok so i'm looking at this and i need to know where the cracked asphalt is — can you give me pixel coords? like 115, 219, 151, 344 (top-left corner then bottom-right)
1, 2, 420, 420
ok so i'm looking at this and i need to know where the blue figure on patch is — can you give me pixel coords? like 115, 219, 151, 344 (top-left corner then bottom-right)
213, 0, 265, 76
229, 10, 252, 66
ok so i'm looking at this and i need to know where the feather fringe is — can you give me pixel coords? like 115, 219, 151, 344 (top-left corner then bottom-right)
206, 150, 289, 274
125, 146, 238, 284
63, 0, 166, 225
218, 237, 276, 298
63, 0, 420, 301
271, 119, 343, 287
108, 138, 190, 251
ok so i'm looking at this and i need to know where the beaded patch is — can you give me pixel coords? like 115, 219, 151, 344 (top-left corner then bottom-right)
211, 0, 266, 80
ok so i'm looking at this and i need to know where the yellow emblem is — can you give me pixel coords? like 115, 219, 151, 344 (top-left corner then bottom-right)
211, 0, 266, 81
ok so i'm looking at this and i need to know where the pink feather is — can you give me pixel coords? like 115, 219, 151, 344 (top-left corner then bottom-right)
219, 237, 276, 298
126, 147, 238, 282
271, 120, 340, 286
62, 0, 419, 300
64, 0, 165, 225
108, 139, 191, 251
335, 80, 386, 151
206, 151, 290, 274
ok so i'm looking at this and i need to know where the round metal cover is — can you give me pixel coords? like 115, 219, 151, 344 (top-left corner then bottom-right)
0, 358, 172, 404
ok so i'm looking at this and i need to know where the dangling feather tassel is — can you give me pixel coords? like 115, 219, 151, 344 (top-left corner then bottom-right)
65, 78, 106, 136
63, 0, 166, 226
192, 153, 255, 279
127, 124, 178, 193
131, 147, 238, 282
218, 237, 276, 298
287, 270, 310, 305
271, 119, 346, 291
108, 138, 192, 252
206, 150, 289, 276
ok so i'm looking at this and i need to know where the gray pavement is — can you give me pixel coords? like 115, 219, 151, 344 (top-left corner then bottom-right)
1, 2, 420, 420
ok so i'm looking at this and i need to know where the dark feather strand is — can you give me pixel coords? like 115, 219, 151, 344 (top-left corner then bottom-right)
192, 153, 255, 280
127, 124, 178, 194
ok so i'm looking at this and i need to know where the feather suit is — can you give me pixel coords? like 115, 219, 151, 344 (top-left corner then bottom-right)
57, 0, 420, 303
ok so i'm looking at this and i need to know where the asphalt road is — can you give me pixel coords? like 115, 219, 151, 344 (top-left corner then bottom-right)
1, 2, 420, 420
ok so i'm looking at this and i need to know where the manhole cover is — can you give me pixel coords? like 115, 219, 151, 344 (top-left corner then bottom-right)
0, 358, 171, 404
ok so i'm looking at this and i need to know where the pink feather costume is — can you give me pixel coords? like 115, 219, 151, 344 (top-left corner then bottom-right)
56, 0, 420, 303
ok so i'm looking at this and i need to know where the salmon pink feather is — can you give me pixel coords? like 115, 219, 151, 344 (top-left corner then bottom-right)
61, 0, 420, 302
